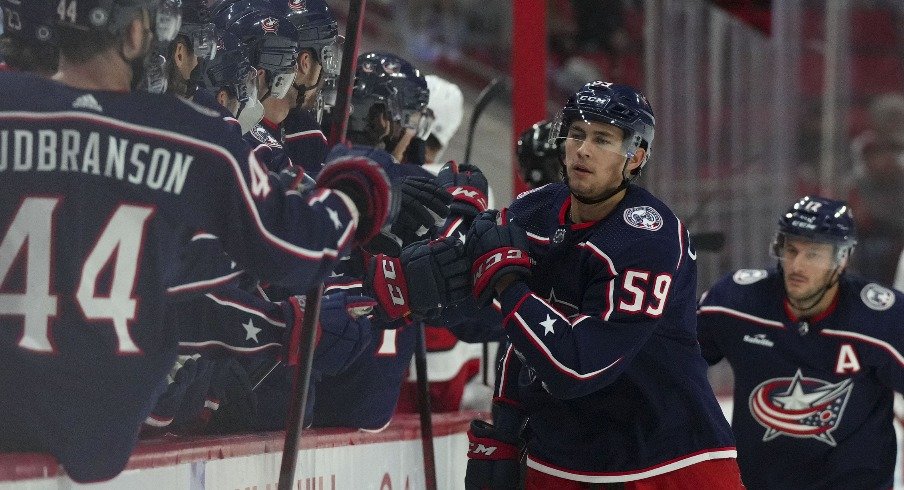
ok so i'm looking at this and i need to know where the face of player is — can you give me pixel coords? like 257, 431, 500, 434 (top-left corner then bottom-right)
562, 120, 641, 202
778, 237, 843, 303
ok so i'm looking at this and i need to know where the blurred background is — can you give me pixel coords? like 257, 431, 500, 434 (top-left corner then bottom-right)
327, 0, 904, 395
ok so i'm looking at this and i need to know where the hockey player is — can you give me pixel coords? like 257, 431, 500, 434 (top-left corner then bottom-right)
0, 0, 390, 482
274, 0, 340, 175
698, 196, 904, 489
0, 0, 57, 75
517, 119, 563, 189
461, 81, 742, 488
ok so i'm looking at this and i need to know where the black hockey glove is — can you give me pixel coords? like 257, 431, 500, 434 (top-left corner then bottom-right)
277, 164, 316, 194
390, 176, 452, 246
366, 237, 471, 322
436, 161, 489, 219
465, 402, 527, 490
316, 156, 391, 244
465, 211, 533, 308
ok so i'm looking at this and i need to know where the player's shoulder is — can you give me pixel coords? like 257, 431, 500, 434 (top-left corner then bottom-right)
838, 274, 904, 333
508, 182, 568, 220
700, 268, 780, 309
586, 185, 683, 261
283, 107, 319, 131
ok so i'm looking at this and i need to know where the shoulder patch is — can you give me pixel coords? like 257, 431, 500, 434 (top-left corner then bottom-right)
250, 125, 270, 143
178, 97, 221, 118
860, 283, 895, 311
733, 269, 768, 285
623, 206, 663, 231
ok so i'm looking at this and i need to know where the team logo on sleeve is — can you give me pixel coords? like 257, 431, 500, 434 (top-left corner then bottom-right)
733, 269, 768, 285
860, 283, 895, 311
748, 369, 853, 447
623, 206, 663, 231
288, 0, 307, 12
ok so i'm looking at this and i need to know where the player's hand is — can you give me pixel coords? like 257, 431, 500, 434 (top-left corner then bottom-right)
465, 402, 526, 490
277, 164, 316, 194
366, 237, 471, 322
316, 156, 391, 244
436, 161, 489, 219
390, 176, 452, 246
466, 211, 532, 307
281, 293, 375, 376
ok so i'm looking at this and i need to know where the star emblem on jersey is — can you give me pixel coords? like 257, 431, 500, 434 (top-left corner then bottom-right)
457, 231, 466, 244
623, 206, 663, 231
749, 369, 853, 447
243, 318, 262, 343
327, 207, 342, 230
540, 315, 556, 336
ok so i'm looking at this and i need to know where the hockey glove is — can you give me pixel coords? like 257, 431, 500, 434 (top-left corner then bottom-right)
367, 237, 471, 322
465, 402, 527, 490
436, 161, 489, 219
316, 156, 391, 244
277, 164, 316, 194
466, 211, 533, 308
282, 292, 375, 376
144, 356, 202, 431
389, 176, 453, 245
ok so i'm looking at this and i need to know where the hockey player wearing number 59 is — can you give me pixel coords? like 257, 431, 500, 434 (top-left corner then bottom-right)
698, 196, 904, 489
461, 81, 743, 489
0, 0, 390, 483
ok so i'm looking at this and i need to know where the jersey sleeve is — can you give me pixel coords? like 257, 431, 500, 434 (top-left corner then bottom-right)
696, 286, 726, 366
495, 235, 684, 399
174, 124, 361, 294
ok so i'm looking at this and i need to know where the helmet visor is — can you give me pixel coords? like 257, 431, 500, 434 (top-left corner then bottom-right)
319, 35, 343, 78
184, 23, 218, 61
270, 70, 297, 99
771, 232, 849, 269
155, 0, 183, 43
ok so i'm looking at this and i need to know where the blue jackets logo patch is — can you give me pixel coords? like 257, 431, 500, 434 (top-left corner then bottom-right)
749, 369, 853, 447
623, 206, 663, 231
860, 283, 895, 311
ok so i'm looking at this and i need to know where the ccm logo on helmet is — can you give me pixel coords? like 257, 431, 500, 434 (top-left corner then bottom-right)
578, 95, 610, 104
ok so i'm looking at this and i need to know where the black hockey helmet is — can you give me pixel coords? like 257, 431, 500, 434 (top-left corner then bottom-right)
517, 120, 563, 188
1, 0, 55, 44
55, 0, 182, 43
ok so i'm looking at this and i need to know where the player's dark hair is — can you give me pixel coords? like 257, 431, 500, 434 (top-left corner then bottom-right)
347, 102, 390, 147
0, 38, 59, 76
425, 134, 442, 152
56, 25, 119, 63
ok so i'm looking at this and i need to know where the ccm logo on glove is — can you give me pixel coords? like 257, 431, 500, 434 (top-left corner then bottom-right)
473, 249, 530, 284
381, 257, 407, 307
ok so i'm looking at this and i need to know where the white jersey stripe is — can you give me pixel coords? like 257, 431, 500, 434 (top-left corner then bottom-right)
698, 305, 786, 329
822, 329, 904, 367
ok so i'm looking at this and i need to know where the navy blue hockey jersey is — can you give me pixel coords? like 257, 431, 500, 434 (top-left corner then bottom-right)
282, 108, 328, 176
494, 183, 735, 482
698, 269, 904, 489
0, 72, 360, 482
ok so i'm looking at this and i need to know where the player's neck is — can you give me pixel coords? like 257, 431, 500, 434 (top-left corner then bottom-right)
263, 97, 291, 126
53, 52, 131, 92
569, 189, 626, 223
787, 283, 839, 320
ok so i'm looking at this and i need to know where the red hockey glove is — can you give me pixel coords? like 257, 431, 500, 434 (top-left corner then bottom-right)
436, 161, 489, 218
466, 211, 532, 308
465, 402, 526, 490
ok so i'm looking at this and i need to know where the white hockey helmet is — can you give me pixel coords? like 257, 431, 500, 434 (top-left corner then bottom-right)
425, 74, 464, 149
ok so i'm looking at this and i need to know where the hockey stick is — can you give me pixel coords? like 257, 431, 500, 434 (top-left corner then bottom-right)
462, 78, 506, 386
463, 78, 505, 165
413, 324, 438, 490
277, 1, 366, 489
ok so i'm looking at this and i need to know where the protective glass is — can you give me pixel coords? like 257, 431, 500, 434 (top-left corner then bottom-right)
183, 23, 218, 61
318, 35, 343, 77
142, 53, 169, 94
270, 70, 297, 99
235, 66, 258, 103
155, 0, 183, 43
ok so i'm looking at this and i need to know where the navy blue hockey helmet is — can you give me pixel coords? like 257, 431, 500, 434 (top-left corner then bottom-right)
518, 120, 563, 188
0, 0, 55, 44
54, 0, 182, 43
359, 51, 430, 137
199, 29, 254, 99
268, 0, 339, 76
552, 81, 655, 173
773, 196, 857, 262
215, 0, 298, 98
348, 52, 403, 140
177, 0, 217, 60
